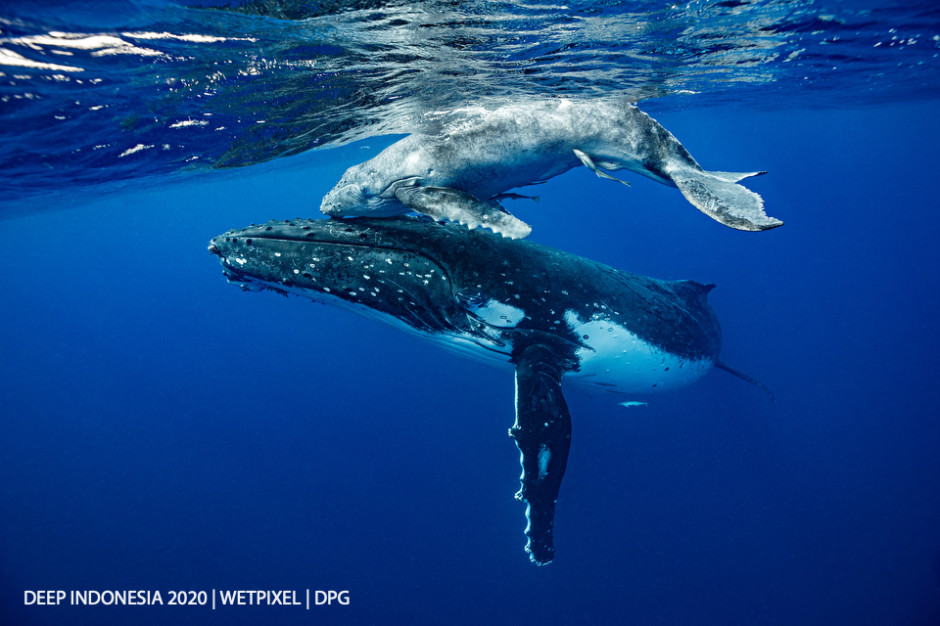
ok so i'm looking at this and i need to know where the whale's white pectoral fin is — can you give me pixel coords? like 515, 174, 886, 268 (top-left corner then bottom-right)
671, 169, 783, 232
573, 149, 631, 187
394, 185, 533, 239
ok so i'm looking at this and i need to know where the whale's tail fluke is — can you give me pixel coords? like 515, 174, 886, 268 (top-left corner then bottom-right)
671, 169, 783, 232
715, 360, 775, 402
708, 170, 767, 183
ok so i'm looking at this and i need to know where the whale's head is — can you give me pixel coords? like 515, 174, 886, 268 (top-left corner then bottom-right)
209, 217, 468, 336
320, 180, 368, 216
320, 165, 409, 218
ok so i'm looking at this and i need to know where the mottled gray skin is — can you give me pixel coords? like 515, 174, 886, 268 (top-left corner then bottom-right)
321, 100, 783, 237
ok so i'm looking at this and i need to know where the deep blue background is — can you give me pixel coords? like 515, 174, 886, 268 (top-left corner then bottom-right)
2, 101, 939, 624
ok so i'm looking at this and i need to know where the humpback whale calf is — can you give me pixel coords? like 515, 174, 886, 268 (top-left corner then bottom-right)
320, 100, 783, 238
209, 216, 769, 564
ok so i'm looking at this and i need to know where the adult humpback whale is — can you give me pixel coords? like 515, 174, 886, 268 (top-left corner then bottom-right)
320, 100, 783, 238
209, 216, 767, 564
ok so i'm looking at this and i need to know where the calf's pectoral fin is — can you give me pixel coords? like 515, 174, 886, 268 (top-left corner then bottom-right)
509, 343, 572, 565
394, 185, 532, 239
573, 149, 631, 187
670, 169, 783, 231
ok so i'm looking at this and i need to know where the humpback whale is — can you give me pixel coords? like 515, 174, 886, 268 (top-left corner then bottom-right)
209, 216, 767, 564
320, 100, 783, 238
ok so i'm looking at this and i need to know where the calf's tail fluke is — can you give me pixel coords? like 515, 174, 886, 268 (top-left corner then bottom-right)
672, 169, 783, 232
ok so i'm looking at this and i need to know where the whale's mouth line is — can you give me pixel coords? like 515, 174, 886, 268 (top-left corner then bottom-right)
212, 233, 417, 258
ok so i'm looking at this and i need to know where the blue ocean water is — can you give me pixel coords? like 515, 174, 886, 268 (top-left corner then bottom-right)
2, 1, 940, 624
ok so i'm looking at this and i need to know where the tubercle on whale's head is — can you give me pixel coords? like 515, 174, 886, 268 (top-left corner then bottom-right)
320, 164, 399, 216
320, 182, 365, 216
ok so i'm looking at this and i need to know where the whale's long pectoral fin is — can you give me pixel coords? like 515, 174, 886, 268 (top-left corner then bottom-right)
394, 185, 532, 239
509, 343, 572, 565
670, 169, 783, 231
573, 148, 631, 187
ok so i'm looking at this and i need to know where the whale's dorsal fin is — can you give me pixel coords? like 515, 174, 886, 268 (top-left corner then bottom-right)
394, 185, 532, 239
509, 343, 572, 565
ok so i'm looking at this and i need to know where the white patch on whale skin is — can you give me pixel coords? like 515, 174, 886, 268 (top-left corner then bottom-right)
469, 299, 525, 327
564, 311, 712, 394
537, 445, 551, 479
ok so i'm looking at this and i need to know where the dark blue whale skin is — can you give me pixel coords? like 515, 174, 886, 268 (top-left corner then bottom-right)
209, 216, 723, 565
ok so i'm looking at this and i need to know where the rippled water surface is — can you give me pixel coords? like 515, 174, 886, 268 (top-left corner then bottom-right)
2, 0, 939, 208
